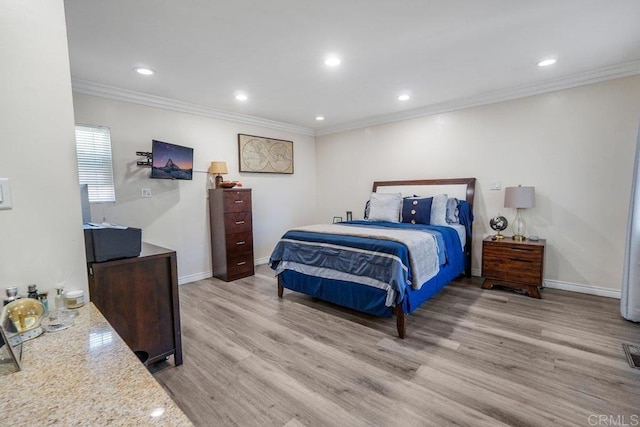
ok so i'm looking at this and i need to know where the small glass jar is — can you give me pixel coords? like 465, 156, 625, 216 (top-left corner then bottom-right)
4, 286, 20, 306
64, 290, 85, 309
28, 284, 39, 299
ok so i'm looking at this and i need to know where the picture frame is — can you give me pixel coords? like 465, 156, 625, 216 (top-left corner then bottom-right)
0, 310, 23, 375
238, 134, 293, 174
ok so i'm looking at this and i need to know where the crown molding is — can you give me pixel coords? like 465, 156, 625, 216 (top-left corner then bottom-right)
316, 59, 640, 136
71, 79, 316, 137
73, 60, 640, 139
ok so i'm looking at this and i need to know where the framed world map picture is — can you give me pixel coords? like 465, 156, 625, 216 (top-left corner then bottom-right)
238, 134, 294, 174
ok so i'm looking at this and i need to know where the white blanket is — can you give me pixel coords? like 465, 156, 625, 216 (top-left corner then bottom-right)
292, 224, 440, 289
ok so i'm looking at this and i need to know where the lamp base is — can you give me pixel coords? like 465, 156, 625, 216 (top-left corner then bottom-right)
511, 208, 527, 243
215, 174, 223, 189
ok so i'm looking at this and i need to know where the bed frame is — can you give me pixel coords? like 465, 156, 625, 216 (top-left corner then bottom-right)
277, 177, 476, 338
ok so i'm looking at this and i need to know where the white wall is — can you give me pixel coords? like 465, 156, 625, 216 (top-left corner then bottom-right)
316, 76, 640, 294
0, 1, 88, 298
72, 93, 317, 283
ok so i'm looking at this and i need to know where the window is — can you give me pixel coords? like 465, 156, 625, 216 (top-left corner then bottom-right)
75, 124, 115, 203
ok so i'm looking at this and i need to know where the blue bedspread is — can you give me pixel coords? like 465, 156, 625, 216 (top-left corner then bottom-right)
269, 221, 464, 311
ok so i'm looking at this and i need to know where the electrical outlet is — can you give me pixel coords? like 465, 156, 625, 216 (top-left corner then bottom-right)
141, 188, 152, 198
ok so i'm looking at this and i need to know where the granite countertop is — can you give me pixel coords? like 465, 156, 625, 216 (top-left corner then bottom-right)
0, 303, 192, 426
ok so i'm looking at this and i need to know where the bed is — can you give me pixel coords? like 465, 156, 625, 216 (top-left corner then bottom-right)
269, 178, 475, 338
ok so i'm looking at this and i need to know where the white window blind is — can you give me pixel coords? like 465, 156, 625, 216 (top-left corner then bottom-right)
75, 125, 115, 203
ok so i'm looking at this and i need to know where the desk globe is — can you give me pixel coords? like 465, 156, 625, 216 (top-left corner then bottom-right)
490, 215, 508, 239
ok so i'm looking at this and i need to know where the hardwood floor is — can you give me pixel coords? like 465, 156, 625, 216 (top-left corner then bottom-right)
154, 265, 640, 426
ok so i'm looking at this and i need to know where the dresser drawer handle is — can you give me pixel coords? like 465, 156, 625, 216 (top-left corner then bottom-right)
236, 261, 247, 266
234, 200, 244, 204
509, 258, 533, 263
236, 241, 246, 245
510, 247, 533, 252
235, 221, 245, 225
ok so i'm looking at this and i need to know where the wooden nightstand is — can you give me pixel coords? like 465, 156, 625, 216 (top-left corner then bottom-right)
481, 236, 546, 298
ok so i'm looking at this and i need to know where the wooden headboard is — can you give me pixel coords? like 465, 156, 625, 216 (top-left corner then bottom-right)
372, 178, 476, 277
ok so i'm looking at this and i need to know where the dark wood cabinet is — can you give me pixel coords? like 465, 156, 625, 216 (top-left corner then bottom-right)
88, 243, 183, 365
209, 188, 255, 281
481, 236, 546, 298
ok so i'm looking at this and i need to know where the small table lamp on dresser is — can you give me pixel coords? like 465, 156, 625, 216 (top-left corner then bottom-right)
208, 161, 228, 189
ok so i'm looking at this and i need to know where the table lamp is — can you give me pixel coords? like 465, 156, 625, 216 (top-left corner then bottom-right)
504, 185, 535, 241
208, 161, 228, 189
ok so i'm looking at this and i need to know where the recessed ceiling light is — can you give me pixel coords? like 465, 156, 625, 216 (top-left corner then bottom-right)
324, 56, 341, 67
537, 58, 557, 67
134, 67, 154, 75
235, 94, 248, 101
398, 94, 411, 101
315, 116, 325, 121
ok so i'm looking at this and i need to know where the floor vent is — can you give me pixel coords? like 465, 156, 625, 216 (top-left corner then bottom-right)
622, 343, 640, 369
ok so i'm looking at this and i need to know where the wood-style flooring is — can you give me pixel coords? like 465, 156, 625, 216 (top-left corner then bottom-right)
154, 265, 640, 426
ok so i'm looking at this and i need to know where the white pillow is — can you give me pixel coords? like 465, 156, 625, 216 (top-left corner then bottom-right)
430, 194, 448, 225
367, 192, 402, 222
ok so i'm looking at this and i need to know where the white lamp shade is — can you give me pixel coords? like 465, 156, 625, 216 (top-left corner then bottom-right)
208, 161, 228, 174
504, 186, 535, 209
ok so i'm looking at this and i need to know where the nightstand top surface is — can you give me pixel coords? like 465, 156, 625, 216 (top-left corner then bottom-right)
483, 236, 546, 246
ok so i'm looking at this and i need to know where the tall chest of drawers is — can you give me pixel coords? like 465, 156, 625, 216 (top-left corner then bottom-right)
209, 188, 255, 281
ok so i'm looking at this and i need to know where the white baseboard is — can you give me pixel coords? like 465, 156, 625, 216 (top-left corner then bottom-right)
473, 268, 620, 298
255, 257, 269, 266
179, 258, 269, 285
178, 270, 212, 285
543, 279, 621, 299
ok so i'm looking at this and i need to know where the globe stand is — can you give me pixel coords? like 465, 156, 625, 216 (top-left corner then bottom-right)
495, 231, 505, 239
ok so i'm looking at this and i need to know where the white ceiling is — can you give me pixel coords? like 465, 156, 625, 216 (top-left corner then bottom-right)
64, 0, 640, 135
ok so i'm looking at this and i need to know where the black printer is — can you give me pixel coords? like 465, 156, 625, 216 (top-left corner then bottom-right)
83, 223, 142, 263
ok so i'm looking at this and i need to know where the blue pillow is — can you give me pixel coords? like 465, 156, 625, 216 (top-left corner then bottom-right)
401, 197, 432, 224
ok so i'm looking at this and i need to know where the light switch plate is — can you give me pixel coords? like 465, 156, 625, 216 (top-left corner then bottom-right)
490, 181, 501, 191
0, 178, 12, 210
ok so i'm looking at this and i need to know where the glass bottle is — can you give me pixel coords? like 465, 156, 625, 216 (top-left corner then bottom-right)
55, 287, 65, 311
4, 287, 20, 306
39, 292, 49, 314
28, 284, 39, 299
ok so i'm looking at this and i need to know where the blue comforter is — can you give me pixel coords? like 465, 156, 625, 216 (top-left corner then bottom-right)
269, 221, 463, 306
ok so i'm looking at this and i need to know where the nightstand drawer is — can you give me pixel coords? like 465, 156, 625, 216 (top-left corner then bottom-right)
483, 242, 543, 262
483, 258, 542, 285
224, 212, 252, 234
223, 191, 252, 213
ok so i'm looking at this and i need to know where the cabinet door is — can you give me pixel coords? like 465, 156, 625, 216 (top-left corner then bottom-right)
91, 256, 176, 362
